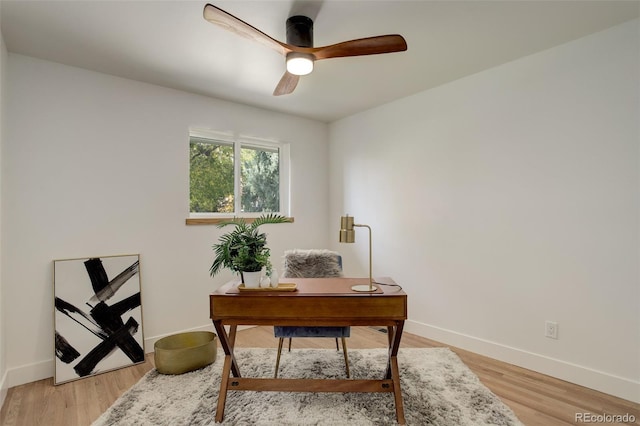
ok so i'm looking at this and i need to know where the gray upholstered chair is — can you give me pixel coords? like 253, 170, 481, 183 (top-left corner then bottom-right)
273, 249, 350, 378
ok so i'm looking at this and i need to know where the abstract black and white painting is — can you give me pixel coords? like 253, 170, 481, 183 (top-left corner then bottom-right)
53, 254, 144, 384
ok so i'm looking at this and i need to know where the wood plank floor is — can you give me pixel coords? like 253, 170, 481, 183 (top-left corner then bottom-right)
1, 326, 638, 425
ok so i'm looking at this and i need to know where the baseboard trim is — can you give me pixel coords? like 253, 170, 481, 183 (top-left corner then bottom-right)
5, 359, 52, 389
405, 319, 640, 403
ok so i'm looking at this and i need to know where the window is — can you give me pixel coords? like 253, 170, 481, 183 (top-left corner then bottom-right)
189, 129, 289, 217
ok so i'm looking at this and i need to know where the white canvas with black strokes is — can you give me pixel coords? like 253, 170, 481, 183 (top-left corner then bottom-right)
53, 254, 144, 384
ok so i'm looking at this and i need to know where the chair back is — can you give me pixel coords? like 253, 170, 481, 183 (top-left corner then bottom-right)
282, 249, 343, 278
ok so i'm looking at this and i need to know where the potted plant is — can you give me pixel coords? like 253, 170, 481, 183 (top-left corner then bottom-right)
210, 214, 289, 287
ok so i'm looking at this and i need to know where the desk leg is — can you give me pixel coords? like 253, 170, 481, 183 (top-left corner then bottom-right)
213, 322, 240, 376
386, 321, 405, 425
213, 322, 240, 423
385, 326, 394, 379
215, 351, 232, 422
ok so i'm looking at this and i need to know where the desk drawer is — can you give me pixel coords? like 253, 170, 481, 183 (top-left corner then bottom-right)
210, 294, 406, 324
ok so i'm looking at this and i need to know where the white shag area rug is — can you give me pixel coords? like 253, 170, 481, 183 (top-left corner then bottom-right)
93, 347, 523, 425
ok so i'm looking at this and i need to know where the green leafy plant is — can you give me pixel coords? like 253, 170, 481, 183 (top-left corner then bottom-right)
210, 214, 289, 279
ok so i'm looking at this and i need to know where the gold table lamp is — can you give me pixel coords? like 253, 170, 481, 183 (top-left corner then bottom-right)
339, 215, 376, 292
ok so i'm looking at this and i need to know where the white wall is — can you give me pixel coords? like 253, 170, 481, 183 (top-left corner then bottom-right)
0, 8, 7, 408
2, 54, 330, 387
329, 19, 639, 402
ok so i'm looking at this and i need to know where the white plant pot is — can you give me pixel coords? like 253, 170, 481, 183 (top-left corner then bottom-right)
243, 271, 262, 288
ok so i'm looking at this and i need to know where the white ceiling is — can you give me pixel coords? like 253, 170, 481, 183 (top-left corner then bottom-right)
1, 1, 638, 122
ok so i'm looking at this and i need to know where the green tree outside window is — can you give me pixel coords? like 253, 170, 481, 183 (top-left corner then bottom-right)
189, 135, 282, 214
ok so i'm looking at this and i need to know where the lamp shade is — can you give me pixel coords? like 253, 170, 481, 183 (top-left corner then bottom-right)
339, 215, 355, 243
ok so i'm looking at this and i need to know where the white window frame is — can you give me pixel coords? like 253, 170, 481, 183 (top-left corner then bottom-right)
188, 128, 290, 218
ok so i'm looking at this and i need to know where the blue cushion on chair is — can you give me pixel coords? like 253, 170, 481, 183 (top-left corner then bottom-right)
274, 326, 350, 338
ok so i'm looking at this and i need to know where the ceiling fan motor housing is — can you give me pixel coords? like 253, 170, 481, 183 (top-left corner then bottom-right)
286, 15, 313, 47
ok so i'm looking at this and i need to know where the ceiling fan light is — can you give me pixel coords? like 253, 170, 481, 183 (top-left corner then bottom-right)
286, 53, 314, 76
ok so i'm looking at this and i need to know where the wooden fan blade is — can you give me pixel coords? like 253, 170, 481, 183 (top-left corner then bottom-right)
273, 72, 300, 96
203, 4, 289, 56
309, 35, 407, 60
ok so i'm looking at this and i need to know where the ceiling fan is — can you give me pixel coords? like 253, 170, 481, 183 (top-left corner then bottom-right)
203, 4, 408, 96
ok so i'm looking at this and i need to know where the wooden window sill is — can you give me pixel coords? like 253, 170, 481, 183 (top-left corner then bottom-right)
186, 217, 295, 225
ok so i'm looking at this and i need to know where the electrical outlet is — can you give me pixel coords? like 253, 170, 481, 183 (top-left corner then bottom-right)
545, 321, 558, 339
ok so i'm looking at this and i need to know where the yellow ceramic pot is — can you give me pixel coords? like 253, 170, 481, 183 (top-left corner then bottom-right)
154, 331, 217, 375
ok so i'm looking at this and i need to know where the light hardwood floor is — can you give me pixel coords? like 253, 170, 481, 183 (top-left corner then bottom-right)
1, 326, 638, 425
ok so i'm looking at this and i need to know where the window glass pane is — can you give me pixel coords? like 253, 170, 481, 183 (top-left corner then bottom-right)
240, 145, 280, 213
189, 138, 234, 213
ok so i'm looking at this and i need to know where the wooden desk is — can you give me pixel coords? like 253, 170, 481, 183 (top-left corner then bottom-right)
209, 277, 408, 424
